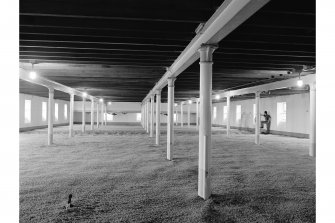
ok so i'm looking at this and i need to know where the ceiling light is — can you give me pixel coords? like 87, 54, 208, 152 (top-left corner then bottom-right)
297, 72, 303, 87
29, 71, 37, 80
215, 94, 220, 100
174, 103, 178, 107
297, 79, 303, 87
82, 92, 87, 98
188, 100, 192, 104
99, 98, 103, 102
108, 102, 112, 105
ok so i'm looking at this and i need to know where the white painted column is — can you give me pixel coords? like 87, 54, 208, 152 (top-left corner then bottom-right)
309, 82, 316, 157
104, 104, 107, 126
196, 99, 199, 129
188, 103, 191, 128
146, 100, 150, 133
47, 88, 54, 145
82, 97, 86, 133
226, 96, 231, 137
255, 92, 260, 144
198, 44, 217, 200
143, 103, 146, 130
181, 102, 184, 127
90, 99, 94, 130
150, 95, 154, 137
100, 102, 104, 126
69, 93, 74, 137
96, 102, 99, 128
155, 90, 161, 145
167, 77, 175, 160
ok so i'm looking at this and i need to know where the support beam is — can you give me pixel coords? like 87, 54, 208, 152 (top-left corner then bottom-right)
198, 44, 217, 200
188, 103, 191, 128
226, 96, 231, 136
150, 95, 154, 137
142, 0, 270, 103
48, 88, 54, 145
82, 97, 86, 133
90, 99, 94, 130
69, 93, 74, 137
309, 82, 316, 157
255, 92, 260, 144
167, 77, 175, 160
155, 90, 161, 145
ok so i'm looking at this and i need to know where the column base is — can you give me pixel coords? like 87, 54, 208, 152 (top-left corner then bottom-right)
198, 167, 210, 200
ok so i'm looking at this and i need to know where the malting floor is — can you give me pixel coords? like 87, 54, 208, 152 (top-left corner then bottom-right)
20, 124, 315, 223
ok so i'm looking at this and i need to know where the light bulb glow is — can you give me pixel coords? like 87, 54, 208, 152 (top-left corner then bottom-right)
82, 92, 87, 98
29, 71, 37, 80
297, 79, 303, 87
99, 98, 103, 102
215, 94, 220, 100
108, 102, 112, 105
174, 103, 177, 107
188, 100, 192, 104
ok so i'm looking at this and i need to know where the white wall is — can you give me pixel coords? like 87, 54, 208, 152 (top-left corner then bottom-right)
212, 93, 310, 134
20, 93, 69, 129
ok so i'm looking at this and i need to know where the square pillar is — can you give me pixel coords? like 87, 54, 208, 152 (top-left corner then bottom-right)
198, 44, 217, 200
48, 88, 54, 145
167, 77, 175, 160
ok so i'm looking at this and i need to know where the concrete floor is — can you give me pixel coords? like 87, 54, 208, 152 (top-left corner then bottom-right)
20, 124, 315, 222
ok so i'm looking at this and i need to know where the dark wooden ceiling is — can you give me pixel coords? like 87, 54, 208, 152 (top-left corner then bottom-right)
19, 0, 315, 102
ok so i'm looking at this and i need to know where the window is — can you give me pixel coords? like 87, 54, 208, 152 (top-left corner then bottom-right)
277, 102, 286, 124
42, 102, 47, 121
64, 104, 68, 120
136, 113, 141, 121
107, 113, 113, 121
223, 106, 227, 120
253, 104, 256, 124
213, 106, 217, 119
236, 105, 241, 121
55, 103, 58, 121
24, 100, 31, 123
173, 113, 177, 122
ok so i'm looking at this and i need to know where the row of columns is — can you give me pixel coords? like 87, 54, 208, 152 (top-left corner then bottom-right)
47, 92, 108, 145
141, 44, 316, 200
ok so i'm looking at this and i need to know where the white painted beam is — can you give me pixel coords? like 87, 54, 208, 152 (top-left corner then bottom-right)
220, 74, 316, 98
142, 0, 270, 102
19, 68, 97, 100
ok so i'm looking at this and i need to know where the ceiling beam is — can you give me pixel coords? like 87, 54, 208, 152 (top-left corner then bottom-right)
141, 0, 271, 103
19, 68, 97, 100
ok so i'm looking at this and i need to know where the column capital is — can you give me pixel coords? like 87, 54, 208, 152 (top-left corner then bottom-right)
48, 87, 54, 93
156, 89, 161, 95
167, 77, 176, 87
255, 91, 261, 97
309, 81, 316, 91
198, 44, 218, 62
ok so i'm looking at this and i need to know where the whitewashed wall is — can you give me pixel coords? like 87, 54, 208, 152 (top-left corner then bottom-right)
212, 93, 309, 135
20, 93, 69, 129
